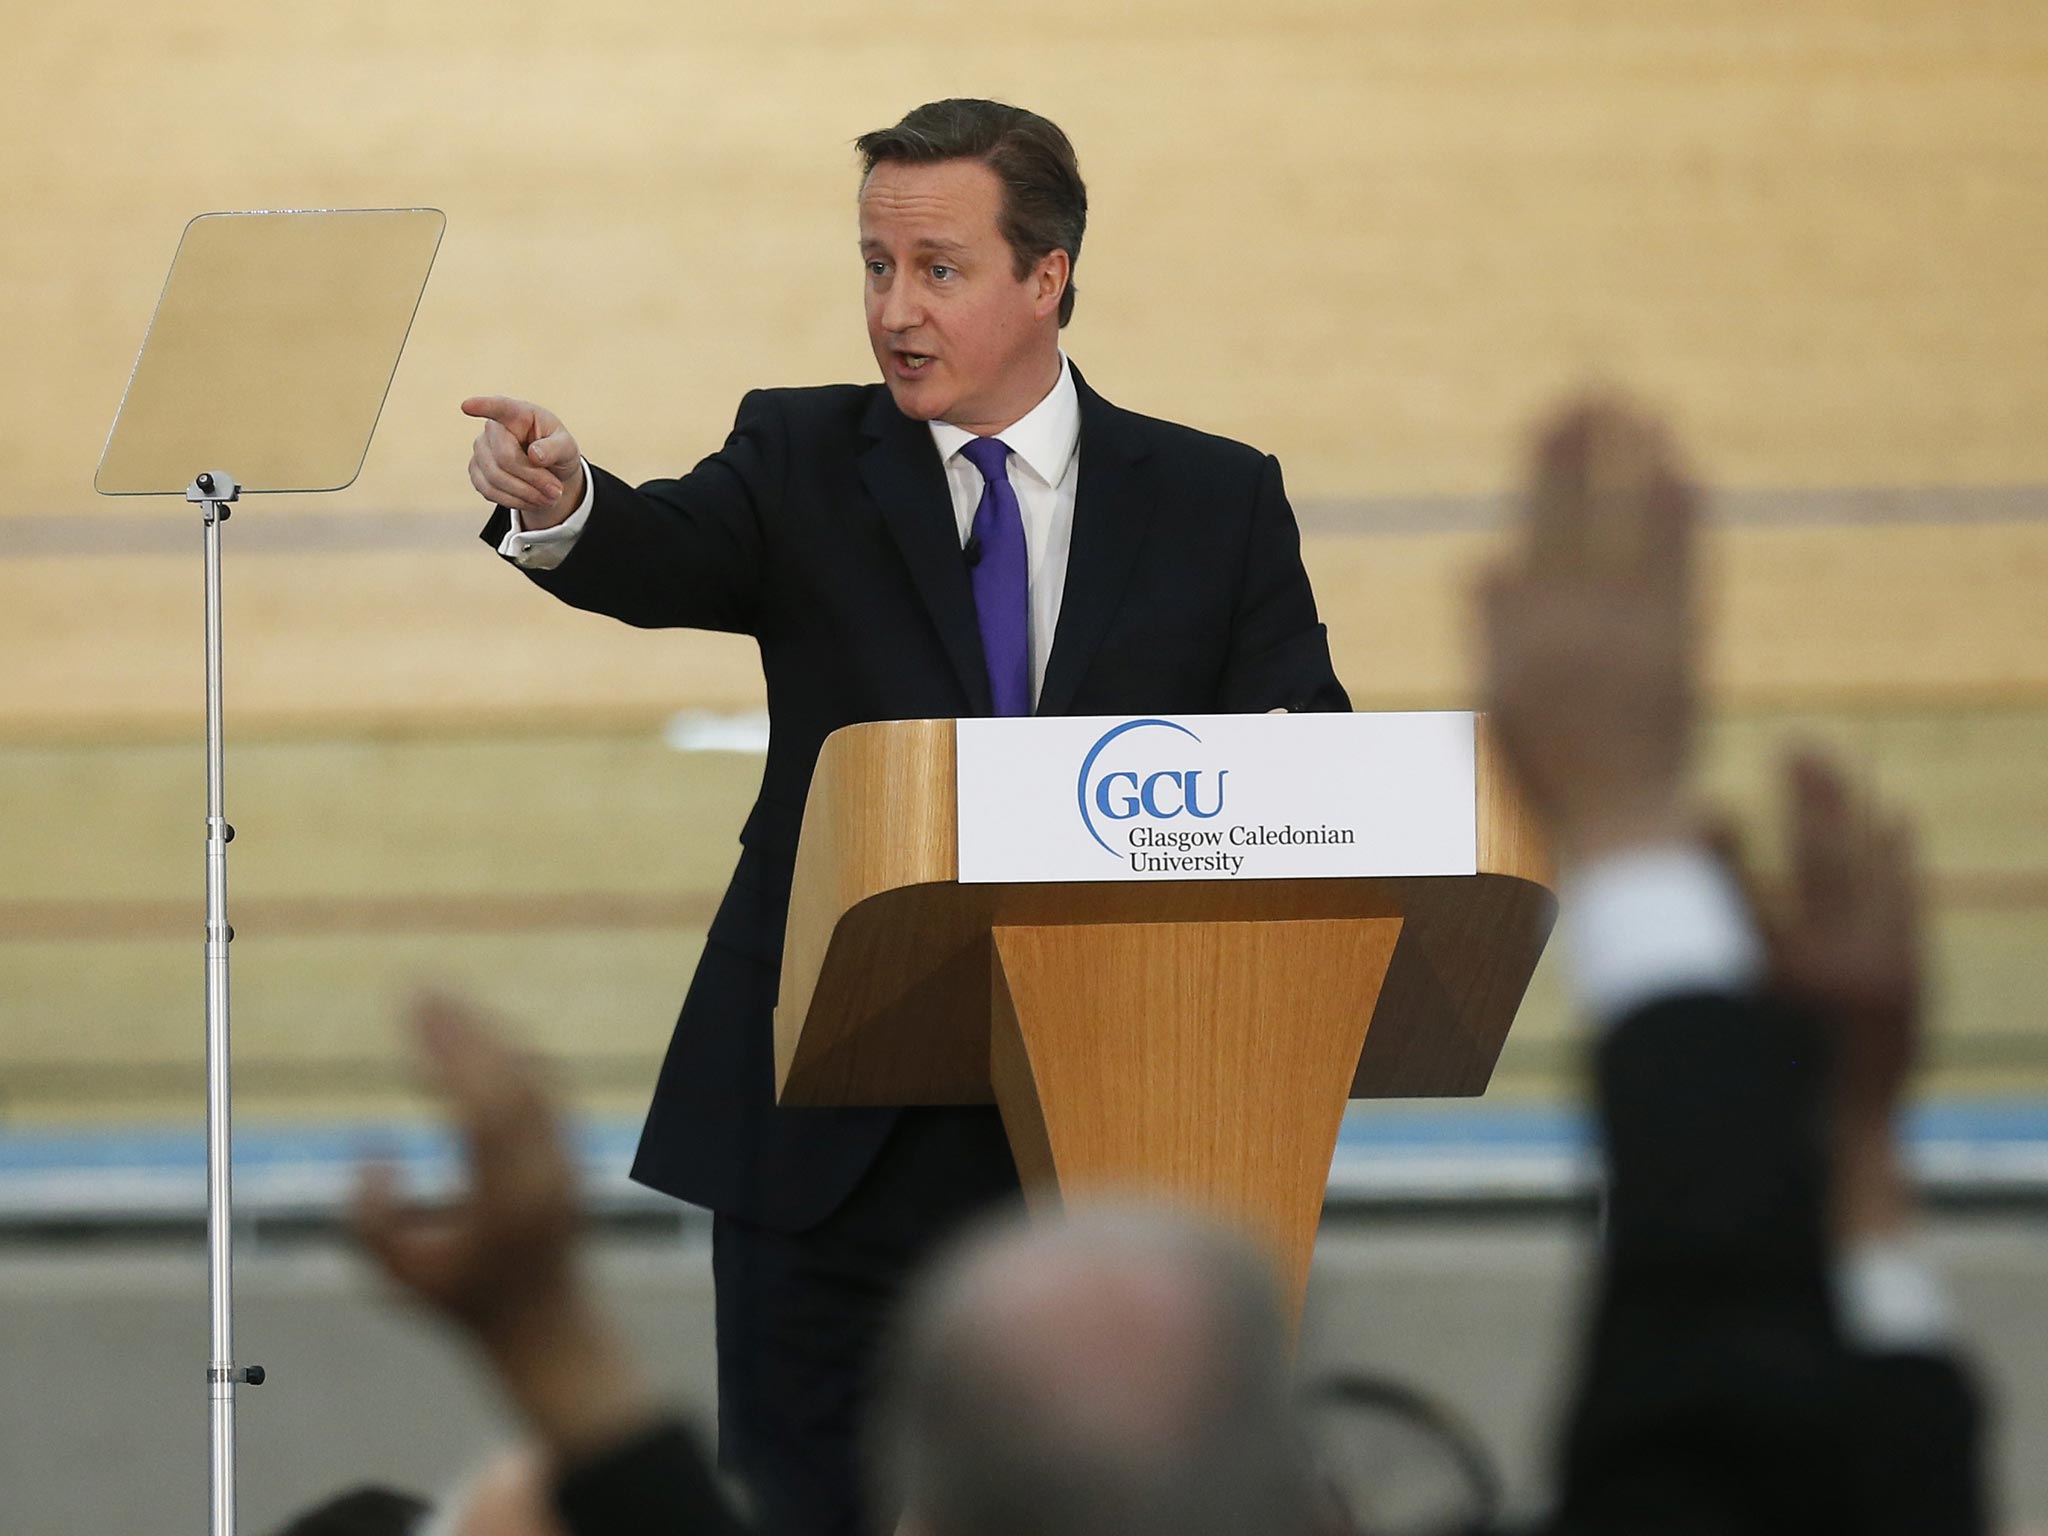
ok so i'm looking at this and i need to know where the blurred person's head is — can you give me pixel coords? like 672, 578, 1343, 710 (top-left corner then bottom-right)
872, 1203, 1321, 1536
415, 1447, 567, 1536
269, 1486, 429, 1536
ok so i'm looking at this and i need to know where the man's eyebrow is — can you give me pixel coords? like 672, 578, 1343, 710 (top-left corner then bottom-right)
857, 237, 972, 257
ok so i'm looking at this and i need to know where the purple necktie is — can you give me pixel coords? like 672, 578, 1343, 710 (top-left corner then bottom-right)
961, 436, 1031, 716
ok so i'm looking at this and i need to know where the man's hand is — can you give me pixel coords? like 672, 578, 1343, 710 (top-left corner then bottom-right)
353, 996, 654, 1458
1479, 399, 1701, 861
1767, 751, 1925, 1240
464, 396, 587, 528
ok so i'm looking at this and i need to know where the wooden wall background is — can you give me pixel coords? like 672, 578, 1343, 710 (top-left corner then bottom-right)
1, 0, 2043, 1122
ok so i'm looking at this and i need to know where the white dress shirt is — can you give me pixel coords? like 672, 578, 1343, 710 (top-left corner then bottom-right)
499, 354, 1083, 711
1562, 842, 1953, 1352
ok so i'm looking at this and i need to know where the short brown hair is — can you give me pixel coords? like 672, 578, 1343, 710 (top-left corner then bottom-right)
856, 99, 1087, 328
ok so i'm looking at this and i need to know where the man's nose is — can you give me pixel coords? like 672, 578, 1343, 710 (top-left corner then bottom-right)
877, 281, 922, 337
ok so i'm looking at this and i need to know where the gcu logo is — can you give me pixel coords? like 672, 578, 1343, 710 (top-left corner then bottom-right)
1075, 718, 1229, 856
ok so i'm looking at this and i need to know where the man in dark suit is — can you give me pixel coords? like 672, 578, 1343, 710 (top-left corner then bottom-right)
462, 97, 1347, 1534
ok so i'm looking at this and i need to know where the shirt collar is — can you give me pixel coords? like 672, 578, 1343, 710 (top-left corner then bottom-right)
927, 352, 1080, 488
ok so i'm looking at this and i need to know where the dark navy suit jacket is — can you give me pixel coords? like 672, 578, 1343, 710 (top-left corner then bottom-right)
1543, 993, 1985, 1536
483, 364, 1349, 1230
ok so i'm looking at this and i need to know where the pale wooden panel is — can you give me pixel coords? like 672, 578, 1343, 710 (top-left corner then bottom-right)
1871, 715, 2048, 876
23, 900, 2037, 1124
0, 736, 761, 904
1490, 908, 2048, 1094
7, 0, 2046, 526
3, 706, 2043, 1125
0, 549, 767, 736
1319, 521, 2048, 711
1696, 712, 2048, 878
8, 0, 2048, 748
5, 517, 2046, 737
1311, 520, 2048, 711
0, 930, 701, 1123
993, 917, 1406, 1319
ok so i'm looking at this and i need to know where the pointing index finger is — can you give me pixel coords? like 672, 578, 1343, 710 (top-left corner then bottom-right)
461, 396, 534, 436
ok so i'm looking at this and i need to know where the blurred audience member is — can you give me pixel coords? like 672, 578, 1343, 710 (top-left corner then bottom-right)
353, 998, 747, 1536
870, 1203, 1324, 1536
416, 1448, 568, 1536
351, 998, 1330, 1536
1481, 399, 1986, 1536
269, 1485, 429, 1536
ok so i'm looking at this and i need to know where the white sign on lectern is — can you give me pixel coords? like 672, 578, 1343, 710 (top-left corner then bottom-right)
956, 712, 1477, 884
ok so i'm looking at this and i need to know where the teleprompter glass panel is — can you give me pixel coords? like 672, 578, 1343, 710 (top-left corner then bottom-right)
95, 207, 444, 496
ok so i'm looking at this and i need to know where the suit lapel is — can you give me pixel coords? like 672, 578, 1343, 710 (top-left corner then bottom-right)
857, 387, 994, 715
1037, 369, 1153, 716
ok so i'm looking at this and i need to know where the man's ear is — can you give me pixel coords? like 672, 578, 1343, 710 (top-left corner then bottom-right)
1034, 249, 1071, 321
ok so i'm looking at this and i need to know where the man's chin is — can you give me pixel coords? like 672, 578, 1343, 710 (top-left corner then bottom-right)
883, 374, 946, 421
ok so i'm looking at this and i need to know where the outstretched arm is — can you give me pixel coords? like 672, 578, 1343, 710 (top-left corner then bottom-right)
466, 391, 778, 635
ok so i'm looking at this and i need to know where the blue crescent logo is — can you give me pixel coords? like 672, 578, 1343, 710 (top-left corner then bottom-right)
1075, 718, 1203, 856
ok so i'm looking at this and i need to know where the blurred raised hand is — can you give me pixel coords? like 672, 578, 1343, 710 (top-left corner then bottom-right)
353, 996, 654, 1459
1479, 399, 1701, 862
464, 396, 587, 527
1768, 751, 1926, 1241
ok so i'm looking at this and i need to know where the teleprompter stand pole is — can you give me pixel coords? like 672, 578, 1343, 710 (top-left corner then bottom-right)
189, 470, 264, 1536
96, 207, 445, 1535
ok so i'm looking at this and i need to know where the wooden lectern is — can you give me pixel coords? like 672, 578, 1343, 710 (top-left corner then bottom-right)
775, 717, 1554, 1315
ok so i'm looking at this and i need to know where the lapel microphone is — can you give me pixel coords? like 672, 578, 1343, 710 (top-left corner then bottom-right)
963, 533, 984, 568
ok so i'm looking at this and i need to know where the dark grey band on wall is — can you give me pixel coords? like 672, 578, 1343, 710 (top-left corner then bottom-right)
1290, 482, 2048, 536
9, 483, 2047, 559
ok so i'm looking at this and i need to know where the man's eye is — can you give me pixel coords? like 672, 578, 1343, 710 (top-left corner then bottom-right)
866, 260, 889, 277
930, 265, 953, 281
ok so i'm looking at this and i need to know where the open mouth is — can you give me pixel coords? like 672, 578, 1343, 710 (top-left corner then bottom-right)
895, 352, 934, 372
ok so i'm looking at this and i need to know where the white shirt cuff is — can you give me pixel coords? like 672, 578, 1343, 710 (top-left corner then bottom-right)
496, 459, 596, 570
1835, 1235, 1955, 1351
1562, 843, 1766, 1027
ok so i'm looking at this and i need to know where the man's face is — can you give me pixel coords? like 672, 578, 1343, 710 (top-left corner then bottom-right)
859, 157, 1065, 433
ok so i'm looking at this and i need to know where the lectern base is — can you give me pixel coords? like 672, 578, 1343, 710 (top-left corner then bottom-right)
987, 916, 1405, 1322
